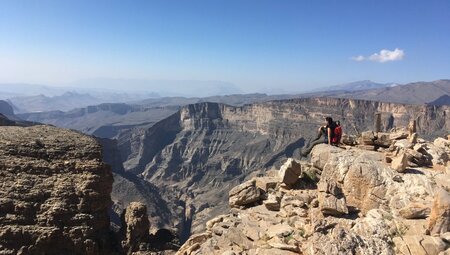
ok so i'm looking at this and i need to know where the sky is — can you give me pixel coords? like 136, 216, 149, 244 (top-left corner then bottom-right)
0, 0, 449, 93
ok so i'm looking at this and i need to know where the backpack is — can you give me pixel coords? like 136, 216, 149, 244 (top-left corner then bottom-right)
332, 121, 342, 144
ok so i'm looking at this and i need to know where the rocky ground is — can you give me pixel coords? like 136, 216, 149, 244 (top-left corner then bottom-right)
177, 127, 450, 255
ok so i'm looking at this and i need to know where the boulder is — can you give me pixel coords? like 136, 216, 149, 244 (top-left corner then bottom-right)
229, 179, 263, 208
435, 137, 450, 150
317, 181, 348, 216
421, 143, 449, 166
318, 192, 348, 216
255, 177, 279, 192
374, 132, 392, 147
391, 152, 408, 173
278, 158, 302, 186
394, 139, 414, 149
317, 149, 389, 215
264, 193, 281, 211
405, 149, 428, 167
428, 189, 450, 236
390, 128, 409, 140
399, 202, 431, 219
341, 134, 357, 146
360, 131, 376, 145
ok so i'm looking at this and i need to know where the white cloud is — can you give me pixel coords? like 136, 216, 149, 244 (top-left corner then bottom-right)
351, 55, 365, 62
352, 48, 405, 63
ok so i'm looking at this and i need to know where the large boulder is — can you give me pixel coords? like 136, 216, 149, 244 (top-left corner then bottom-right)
317, 175, 348, 216
434, 137, 450, 151
264, 193, 281, 211
278, 158, 302, 186
422, 143, 449, 166
229, 179, 263, 208
405, 148, 429, 167
391, 152, 408, 173
317, 148, 391, 215
360, 131, 376, 145
399, 202, 431, 219
428, 189, 450, 236
389, 128, 409, 140
374, 132, 393, 147
255, 177, 279, 192
310, 144, 343, 170
341, 134, 358, 146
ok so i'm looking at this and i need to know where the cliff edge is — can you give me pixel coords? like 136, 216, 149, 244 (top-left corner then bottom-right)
178, 127, 450, 255
0, 125, 114, 255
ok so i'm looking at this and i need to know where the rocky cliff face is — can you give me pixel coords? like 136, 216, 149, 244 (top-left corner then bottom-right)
178, 129, 450, 255
0, 125, 114, 255
113, 97, 449, 239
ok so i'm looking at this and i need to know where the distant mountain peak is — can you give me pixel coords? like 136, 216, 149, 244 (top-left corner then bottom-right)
0, 100, 14, 116
313, 80, 392, 92
428, 94, 450, 106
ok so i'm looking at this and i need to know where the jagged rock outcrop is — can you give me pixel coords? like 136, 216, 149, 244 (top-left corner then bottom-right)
121, 202, 151, 254
178, 127, 450, 255
428, 189, 450, 236
0, 125, 114, 255
278, 158, 302, 186
229, 179, 264, 208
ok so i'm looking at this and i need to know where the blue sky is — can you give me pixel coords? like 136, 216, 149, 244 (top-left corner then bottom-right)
0, 0, 449, 92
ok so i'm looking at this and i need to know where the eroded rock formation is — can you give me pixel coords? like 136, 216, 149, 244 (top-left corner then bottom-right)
0, 125, 114, 254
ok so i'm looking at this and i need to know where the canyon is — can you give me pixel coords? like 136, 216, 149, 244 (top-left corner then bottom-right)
107, 97, 449, 241
1, 94, 449, 254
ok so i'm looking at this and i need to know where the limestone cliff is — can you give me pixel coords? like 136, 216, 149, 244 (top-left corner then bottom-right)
0, 125, 114, 255
114, 97, 449, 239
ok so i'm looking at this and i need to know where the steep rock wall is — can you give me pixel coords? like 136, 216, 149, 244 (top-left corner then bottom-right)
0, 126, 114, 255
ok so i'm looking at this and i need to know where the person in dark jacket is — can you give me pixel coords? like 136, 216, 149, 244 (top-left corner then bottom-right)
301, 117, 336, 156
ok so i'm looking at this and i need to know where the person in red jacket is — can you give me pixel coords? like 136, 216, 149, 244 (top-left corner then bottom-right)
301, 117, 337, 156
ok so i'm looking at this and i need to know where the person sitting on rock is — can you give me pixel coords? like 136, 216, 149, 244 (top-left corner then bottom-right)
301, 117, 337, 156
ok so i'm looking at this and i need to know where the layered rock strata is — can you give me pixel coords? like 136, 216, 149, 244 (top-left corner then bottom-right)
0, 125, 114, 255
